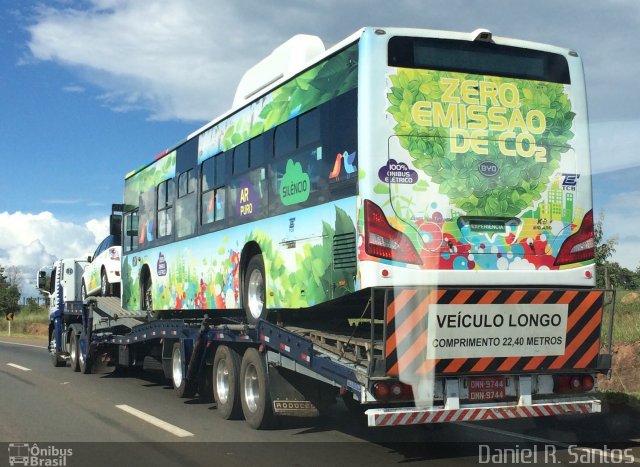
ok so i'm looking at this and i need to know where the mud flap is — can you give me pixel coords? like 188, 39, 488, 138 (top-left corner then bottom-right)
267, 365, 322, 418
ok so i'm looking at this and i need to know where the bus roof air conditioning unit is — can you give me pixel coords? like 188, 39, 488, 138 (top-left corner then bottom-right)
233, 34, 326, 109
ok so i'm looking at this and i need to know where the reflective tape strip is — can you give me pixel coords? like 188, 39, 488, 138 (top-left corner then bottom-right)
368, 400, 600, 427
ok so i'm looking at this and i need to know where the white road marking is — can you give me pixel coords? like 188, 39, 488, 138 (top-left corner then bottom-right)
116, 404, 194, 438
6, 363, 32, 371
0, 340, 47, 349
459, 422, 640, 464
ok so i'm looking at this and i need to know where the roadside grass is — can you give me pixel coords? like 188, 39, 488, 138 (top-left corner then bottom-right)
0, 305, 49, 338
597, 391, 640, 410
601, 289, 640, 345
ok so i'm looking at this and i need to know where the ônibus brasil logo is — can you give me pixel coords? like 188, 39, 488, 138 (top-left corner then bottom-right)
8, 443, 73, 466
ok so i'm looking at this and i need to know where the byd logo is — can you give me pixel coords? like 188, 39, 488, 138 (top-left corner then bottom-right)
478, 160, 499, 177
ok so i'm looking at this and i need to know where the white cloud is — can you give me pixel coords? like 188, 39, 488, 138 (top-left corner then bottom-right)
27, 0, 278, 121
85, 217, 110, 245
25, 0, 640, 127
0, 211, 105, 296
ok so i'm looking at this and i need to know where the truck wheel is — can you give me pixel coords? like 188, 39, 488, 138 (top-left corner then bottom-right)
69, 332, 81, 372
213, 345, 242, 419
78, 332, 92, 374
172, 342, 195, 398
49, 335, 66, 367
51, 352, 66, 367
101, 270, 110, 297
240, 348, 275, 429
243, 255, 266, 324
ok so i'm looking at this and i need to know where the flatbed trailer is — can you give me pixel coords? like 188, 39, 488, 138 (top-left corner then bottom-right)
61, 286, 614, 429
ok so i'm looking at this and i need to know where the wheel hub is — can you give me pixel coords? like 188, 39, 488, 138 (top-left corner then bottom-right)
247, 269, 264, 320
244, 363, 260, 413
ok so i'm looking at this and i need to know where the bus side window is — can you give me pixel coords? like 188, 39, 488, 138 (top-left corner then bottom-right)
176, 169, 196, 238
233, 142, 249, 174
201, 153, 226, 225
157, 178, 174, 238
124, 211, 139, 252
298, 108, 320, 148
250, 134, 265, 168
274, 119, 296, 158
138, 188, 155, 246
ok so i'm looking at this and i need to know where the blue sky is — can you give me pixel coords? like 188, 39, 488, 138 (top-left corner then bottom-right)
1, 0, 639, 296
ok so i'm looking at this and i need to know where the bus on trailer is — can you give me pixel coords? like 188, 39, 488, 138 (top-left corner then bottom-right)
122, 26, 595, 318
75, 27, 611, 429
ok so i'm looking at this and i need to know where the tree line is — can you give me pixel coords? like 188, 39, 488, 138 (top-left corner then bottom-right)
0, 266, 20, 316
595, 212, 640, 290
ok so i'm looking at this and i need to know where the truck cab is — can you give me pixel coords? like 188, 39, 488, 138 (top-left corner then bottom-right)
37, 258, 89, 367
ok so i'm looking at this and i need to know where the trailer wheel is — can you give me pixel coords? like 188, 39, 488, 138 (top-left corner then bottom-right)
69, 331, 81, 372
213, 345, 242, 419
172, 342, 195, 398
240, 348, 274, 429
243, 255, 266, 324
78, 332, 92, 374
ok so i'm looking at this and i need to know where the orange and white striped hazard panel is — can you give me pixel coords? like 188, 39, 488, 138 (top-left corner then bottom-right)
385, 288, 604, 377
366, 399, 600, 427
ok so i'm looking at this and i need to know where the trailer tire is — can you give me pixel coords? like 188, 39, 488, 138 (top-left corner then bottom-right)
213, 345, 242, 419
78, 332, 92, 374
240, 348, 275, 429
69, 331, 81, 372
172, 342, 195, 398
243, 255, 266, 324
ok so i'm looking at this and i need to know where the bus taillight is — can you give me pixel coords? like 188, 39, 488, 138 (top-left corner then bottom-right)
554, 210, 595, 266
364, 199, 422, 265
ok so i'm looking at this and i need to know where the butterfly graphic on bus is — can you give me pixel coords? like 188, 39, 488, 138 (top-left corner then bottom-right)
328, 150, 357, 182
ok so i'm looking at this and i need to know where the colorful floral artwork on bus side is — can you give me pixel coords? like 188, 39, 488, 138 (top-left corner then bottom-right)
197, 44, 359, 164
124, 150, 176, 208
121, 202, 357, 311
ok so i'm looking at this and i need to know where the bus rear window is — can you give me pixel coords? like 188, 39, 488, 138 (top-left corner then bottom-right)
388, 36, 570, 84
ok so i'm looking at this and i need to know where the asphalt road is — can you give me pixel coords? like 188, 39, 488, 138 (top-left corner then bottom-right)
1, 337, 639, 467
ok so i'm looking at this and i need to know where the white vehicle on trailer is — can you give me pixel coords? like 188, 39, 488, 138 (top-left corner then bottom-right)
66, 27, 614, 431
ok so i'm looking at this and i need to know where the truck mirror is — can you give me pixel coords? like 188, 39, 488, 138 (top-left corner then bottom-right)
110, 214, 122, 236
87, 256, 92, 263
37, 270, 47, 290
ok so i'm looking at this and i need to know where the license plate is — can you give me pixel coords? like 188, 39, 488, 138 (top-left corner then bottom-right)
468, 376, 506, 401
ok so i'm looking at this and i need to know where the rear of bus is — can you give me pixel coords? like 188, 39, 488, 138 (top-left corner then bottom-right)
355, 28, 607, 426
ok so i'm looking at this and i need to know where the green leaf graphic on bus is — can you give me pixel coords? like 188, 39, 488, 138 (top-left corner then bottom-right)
198, 44, 358, 163
280, 160, 311, 205
386, 69, 575, 216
